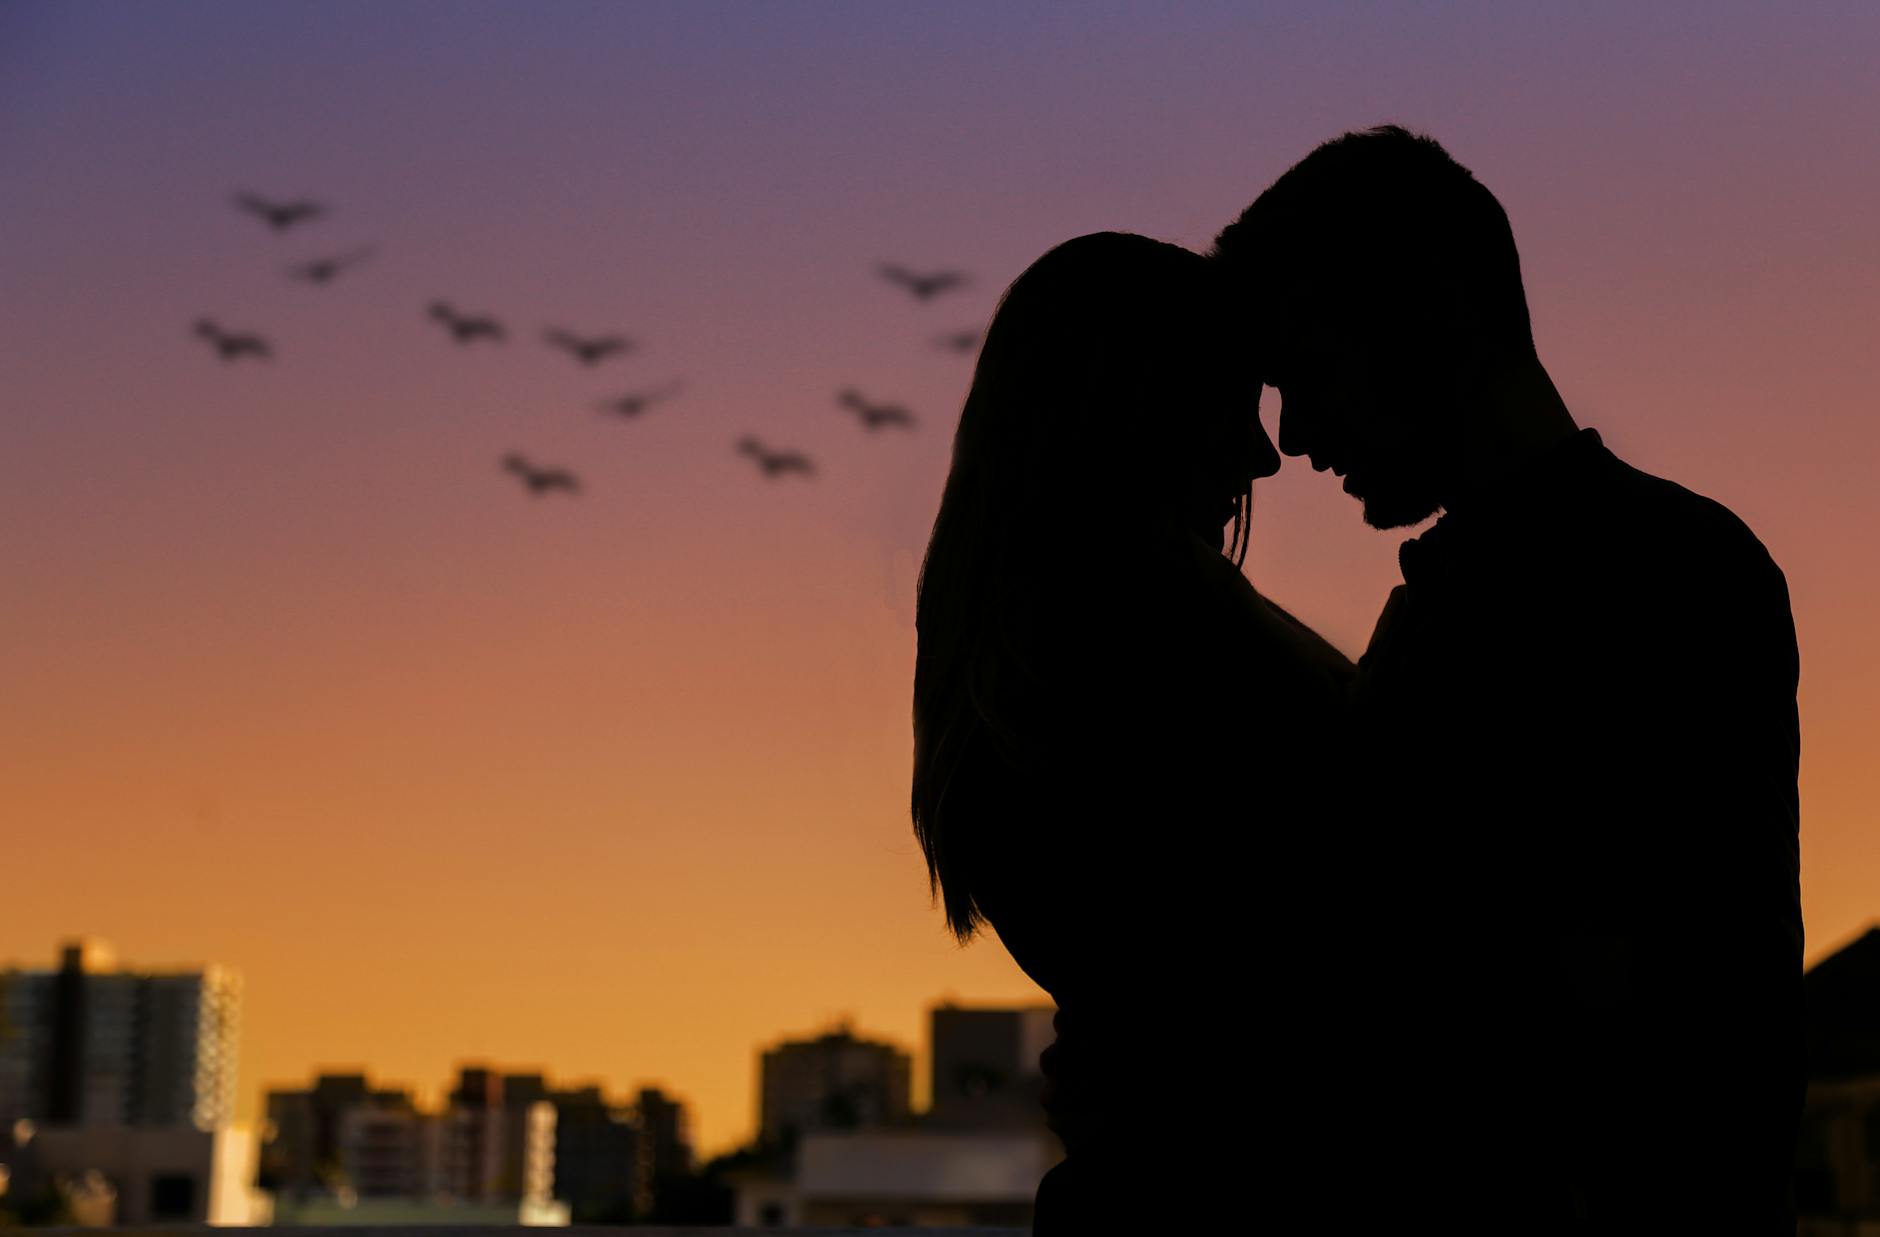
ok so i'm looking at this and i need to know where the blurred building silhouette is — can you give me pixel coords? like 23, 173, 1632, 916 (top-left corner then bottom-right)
440, 1067, 556, 1206
263, 1073, 376, 1199
265, 1066, 560, 1224
732, 1003, 1055, 1227
541, 1084, 637, 1223
261, 1066, 694, 1225
1796, 925, 1880, 1232
334, 1087, 428, 1199
632, 1085, 693, 1217
927, 1003, 1055, 1131
759, 1023, 912, 1147
0, 938, 240, 1130
0, 938, 259, 1225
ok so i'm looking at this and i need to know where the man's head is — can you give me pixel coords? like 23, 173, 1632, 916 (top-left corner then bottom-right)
1213, 126, 1537, 528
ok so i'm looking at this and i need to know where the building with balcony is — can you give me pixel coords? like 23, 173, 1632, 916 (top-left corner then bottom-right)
0, 939, 258, 1225
0, 938, 240, 1132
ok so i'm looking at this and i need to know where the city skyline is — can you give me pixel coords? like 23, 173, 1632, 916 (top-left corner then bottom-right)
0, 935, 1053, 1160
5, 2, 1879, 1158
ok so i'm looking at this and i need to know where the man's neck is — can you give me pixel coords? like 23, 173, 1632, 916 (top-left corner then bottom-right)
1441, 358, 1579, 516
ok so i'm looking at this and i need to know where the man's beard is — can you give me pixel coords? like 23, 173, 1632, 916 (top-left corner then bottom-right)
1354, 432, 1449, 529
1361, 480, 1444, 530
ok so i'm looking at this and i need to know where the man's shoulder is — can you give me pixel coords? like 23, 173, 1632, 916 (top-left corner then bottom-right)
1589, 446, 1786, 592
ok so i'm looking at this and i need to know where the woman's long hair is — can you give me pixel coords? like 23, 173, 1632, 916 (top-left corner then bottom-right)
910, 232, 1253, 942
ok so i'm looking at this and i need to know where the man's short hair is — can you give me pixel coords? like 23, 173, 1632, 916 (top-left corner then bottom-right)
1214, 125, 1536, 365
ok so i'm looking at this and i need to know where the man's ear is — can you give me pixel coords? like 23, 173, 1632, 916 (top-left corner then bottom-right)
1437, 281, 1498, 394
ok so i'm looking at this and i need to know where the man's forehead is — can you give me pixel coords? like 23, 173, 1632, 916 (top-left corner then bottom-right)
1257, 284, 1346, 349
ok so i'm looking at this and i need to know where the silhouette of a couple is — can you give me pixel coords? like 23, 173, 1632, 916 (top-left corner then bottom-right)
911, 126, 1803, 1232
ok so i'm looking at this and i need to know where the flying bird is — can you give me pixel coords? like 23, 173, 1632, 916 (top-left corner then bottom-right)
736, 437, 815, 479
429, 301, 507, 343
232, 192, 326, 232
597, 381, 684, 419
837, 388, 916, 430
877, 262, 969, 302
193, 318, 272, 361
545, 328, 632, 366
933, 329, 981, 354
288, 246, 376, 285
501, 453, 580, 496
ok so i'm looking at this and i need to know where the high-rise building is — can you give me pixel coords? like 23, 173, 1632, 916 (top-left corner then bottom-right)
0, 939, 240, 1132
547, 1085, 638, 1223
261, 1073, 372, 1199
633, 1086, 693, 1217
421, 1066, 557, 1206
0, 940, 256, 1225
758, 1025, 912, 1147
0, 968, 51, 1127
927, 1003, 1056, 1130
1795, 926, 1880, 1222
334, 1090, 428, 1199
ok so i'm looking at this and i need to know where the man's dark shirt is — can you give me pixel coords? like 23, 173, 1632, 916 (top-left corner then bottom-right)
1351, 428, 1803, 1229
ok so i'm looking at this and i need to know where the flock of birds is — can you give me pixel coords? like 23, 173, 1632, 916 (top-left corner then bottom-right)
201, 192, 983, 497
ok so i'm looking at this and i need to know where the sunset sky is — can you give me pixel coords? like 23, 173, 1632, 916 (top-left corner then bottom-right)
3, 2, 1877, 1157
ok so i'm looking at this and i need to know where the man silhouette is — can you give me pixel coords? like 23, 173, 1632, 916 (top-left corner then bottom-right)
1213, 127, 1803, 1230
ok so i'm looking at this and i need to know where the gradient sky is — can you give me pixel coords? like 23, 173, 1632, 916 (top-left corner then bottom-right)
3, 1, 1877, 1157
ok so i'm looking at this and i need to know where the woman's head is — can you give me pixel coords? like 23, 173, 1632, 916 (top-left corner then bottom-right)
911, 231, 1275, 940
952, 231, 1275, 559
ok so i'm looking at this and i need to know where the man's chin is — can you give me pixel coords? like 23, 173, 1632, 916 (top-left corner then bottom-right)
1358, 487, 1441, 531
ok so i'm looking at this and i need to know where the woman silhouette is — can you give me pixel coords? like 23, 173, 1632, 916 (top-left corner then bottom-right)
910, 233, 1352, 1230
